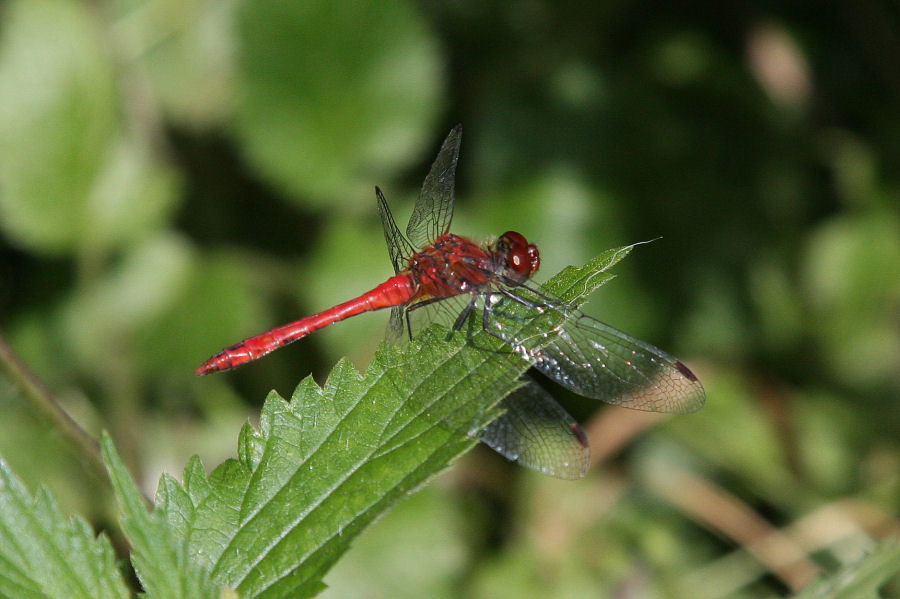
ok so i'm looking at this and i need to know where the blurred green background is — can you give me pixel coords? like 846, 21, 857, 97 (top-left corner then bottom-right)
1, 0, 898, 597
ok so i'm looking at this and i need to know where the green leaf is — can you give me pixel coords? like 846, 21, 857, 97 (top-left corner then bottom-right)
322, 486, 468, 598
232, 0, 443, 204
0, 455, 130, 599
141, 247, 633, 598
790, 539, 900, 599
102, 432, 223, 599
0, 0, 118, 254
0, 0, 180, 256
542, 243, 635, 305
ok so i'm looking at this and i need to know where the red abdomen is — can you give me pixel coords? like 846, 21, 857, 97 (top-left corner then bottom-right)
196, 274, 417, 374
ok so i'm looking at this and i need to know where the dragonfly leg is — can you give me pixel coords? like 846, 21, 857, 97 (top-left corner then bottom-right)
452, 295, 479, 332
480, 290, 538, 357
405, 296, 453, 340
500, 283, 567, 309
498, 287, 542, 309
481, 293, 508, 344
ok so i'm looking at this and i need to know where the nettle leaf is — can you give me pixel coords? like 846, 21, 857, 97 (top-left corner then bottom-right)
0, 457, 130, 599
102, 433, 221, 599
538, 243, 632, 306
107, 247, 634, 598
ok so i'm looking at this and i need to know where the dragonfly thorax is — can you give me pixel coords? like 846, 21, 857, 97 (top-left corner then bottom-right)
407, 233, 495, 298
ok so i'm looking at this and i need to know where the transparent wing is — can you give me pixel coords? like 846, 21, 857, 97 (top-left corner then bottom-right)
485, 285, 706, 414
377, 186, 421, 343
376, 186, 416, 274
384, 286, 473, 344
478, 378, 590, 480
386, 307, 406, 343
406, 124, 461, 247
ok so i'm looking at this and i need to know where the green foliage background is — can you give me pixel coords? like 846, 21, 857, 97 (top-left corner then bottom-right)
1, 0, 898, 597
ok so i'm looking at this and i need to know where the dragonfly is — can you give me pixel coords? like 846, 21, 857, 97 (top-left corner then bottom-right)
197, 125, 705, 479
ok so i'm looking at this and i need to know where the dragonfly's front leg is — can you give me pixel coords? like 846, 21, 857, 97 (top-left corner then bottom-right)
480, 289, 549, 357
498, 287, 543, 309
452, 294, 479, 333
481, 291, 509, 344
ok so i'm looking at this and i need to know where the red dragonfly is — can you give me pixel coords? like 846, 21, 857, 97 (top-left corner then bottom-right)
197, 125, 705, 479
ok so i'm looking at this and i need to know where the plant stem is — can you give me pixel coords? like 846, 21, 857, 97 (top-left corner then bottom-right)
0, 330, 109, 486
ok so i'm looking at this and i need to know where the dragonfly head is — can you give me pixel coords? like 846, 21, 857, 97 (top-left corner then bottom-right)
495, 231, 540, 283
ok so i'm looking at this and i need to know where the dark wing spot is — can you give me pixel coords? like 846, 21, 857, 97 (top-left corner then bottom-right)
674, 360, 699, 382
571, 423, 589, 448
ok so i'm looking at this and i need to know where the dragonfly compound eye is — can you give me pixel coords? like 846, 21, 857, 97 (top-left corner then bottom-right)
499, 231, 540, 281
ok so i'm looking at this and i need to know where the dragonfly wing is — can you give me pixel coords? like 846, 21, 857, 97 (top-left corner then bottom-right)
387, 293, 473, 344
376, 186, 416, 274
406, 124, 461, 247
486, 287, 706, 414
478, 378, 590, 480
385, 306, 406, 343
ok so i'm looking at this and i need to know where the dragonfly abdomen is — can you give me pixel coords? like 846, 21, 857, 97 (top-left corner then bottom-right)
196, 274, 417, 375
